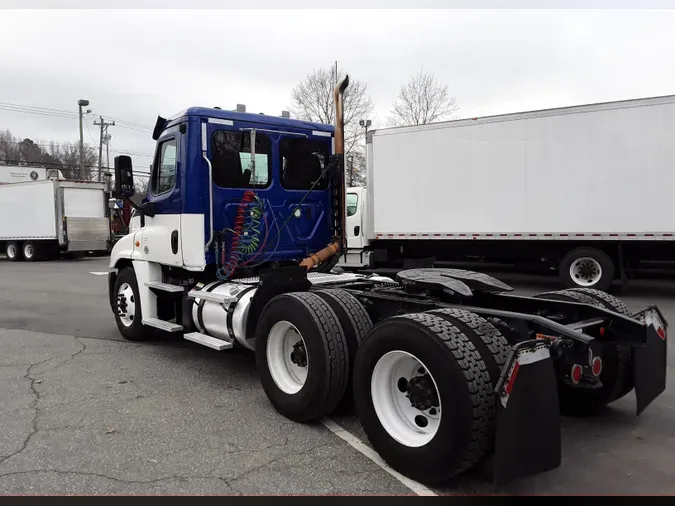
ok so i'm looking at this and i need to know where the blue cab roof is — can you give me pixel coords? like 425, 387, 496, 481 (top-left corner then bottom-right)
171, 107, 334, 133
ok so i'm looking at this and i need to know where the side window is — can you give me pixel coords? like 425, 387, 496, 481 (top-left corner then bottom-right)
211, 130, 271, 188
280, 138, 330, 190
346, 193, 358, 217
152, 139, 177, 195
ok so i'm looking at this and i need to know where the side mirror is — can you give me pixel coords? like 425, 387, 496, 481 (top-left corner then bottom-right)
108, 198, 123, 210
113, 155, 135, 198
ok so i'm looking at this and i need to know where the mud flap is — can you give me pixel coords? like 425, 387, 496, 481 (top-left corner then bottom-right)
634, 308, 668, 415
493, 339, 561, 486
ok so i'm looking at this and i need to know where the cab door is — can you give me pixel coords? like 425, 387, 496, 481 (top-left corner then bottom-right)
346, 187, 365, 250
139, 127, 184, 267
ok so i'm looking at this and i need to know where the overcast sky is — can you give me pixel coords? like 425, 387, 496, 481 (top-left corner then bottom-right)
2, 5, 675, 171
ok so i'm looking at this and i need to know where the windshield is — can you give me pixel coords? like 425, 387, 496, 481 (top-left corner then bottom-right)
279, 137, 330, 190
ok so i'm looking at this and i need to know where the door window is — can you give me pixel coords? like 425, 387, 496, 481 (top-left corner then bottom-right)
280, 138, 330, 190
346, 193, 358, 216
211, 130, 271, 188
152, 139, 177, 195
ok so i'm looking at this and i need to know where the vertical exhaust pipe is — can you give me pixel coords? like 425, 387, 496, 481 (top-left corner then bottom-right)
299, 75, 350, 270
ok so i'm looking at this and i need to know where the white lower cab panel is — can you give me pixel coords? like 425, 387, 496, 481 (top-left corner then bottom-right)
136, 213, 206, 270
180, 214, 206, 270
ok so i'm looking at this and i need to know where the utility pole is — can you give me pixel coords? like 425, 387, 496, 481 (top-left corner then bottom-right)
94, 116, 115, 181
78, 99, 90, 180
104, 133, 111, 170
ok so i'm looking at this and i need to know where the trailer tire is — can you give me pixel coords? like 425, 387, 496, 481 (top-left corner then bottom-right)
314, 289, 372, 411
5, 241, 21, 261
535, 289, 632, 415
22, 241, 39, 262
427, 308, 510, 388
353, 312, 493, 484
113, 267, 148, 342
560, 247, 614, 291
255, 292, 349, 423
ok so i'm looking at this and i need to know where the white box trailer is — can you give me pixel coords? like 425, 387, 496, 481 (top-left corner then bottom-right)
0, 179, 111, 261
343, 94, 675, 290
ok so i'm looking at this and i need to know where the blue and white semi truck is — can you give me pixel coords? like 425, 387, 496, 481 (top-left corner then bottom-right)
107, 76, 667, 486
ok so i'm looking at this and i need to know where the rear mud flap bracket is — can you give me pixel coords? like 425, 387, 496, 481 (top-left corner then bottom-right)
493, 339, 561, 487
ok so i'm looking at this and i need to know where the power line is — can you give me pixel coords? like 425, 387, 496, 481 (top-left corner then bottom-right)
0, 101, 154, 132
1, 139, 154, 157
0, 160, 151, 177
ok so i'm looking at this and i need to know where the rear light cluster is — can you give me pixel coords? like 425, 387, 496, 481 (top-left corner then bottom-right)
569, 353, 603, 384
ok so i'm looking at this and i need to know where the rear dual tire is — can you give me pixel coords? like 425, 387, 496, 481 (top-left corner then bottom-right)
5, 241, 49, 262
255, 292, 350, 422
353, 312, 500, 484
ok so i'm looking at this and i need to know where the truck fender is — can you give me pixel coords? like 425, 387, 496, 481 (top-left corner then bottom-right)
109, 231, 144, 270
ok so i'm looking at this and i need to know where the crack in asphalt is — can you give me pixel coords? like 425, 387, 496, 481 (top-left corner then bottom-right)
53, 338, 87, 370
0, 339, 89, 466
221, 441, 335, 488
0, 359, 51, 465
0, 469, 237, 492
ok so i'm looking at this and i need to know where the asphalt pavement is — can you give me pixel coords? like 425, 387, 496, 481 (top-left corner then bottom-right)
0, 256, 674, 495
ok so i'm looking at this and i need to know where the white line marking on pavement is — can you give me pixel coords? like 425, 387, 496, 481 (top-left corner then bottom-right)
320, 417, 437, 496
89, 271, 109, 276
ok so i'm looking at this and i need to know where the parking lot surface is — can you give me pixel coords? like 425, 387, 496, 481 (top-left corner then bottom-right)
0, 256, 674, 495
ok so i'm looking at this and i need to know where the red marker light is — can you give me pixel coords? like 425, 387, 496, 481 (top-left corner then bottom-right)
657, 327, 666, 341
571, 364, 583, 384
591, 357, 603, 377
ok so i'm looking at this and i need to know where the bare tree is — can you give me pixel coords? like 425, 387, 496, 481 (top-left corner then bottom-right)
389, 68, 458, 127
290, 65, 374, 185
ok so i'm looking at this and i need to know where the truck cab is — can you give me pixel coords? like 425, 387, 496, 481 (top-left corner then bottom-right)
110, 107, 337, 275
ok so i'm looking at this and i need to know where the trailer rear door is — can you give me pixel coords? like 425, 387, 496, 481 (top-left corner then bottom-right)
61, 183, 109, 252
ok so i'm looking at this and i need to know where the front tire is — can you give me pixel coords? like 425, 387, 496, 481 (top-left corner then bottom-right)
353, 313, 493, 484
113, 267, 148, 341
255, 292, 349, 422
5, 241, 21, 261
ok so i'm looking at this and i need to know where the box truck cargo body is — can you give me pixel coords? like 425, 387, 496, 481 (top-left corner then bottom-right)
342, 94, 675, 290
0, 179, 111, 261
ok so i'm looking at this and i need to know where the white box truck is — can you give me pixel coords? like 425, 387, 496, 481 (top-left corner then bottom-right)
0, 179, 111, 261
341, 94, 675, 290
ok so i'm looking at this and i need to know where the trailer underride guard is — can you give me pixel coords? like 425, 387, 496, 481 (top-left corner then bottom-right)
107, 75, 668, 486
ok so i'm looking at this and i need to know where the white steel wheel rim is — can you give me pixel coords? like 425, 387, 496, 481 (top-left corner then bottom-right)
7, 243, 16, 258
23, 244, 33, 259
266, 321, 309, 394
117, 282, 136, 327
570, 257, 602, 286
371, 351, 442, 448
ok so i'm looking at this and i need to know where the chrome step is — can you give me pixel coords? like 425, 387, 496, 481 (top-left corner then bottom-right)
187, 290, 237, 306
142, 318, 183, 333
184, 332, 233, 351
145, 281, 186, 293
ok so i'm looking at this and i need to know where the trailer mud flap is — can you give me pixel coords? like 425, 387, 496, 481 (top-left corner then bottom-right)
634, 308, 667, 415
493, 340, 561, 486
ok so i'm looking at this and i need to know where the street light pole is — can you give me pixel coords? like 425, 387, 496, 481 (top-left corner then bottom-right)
359, 118, 372, 143
78, 99, 90, 180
